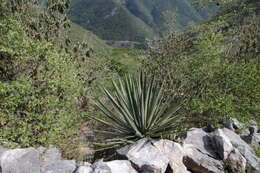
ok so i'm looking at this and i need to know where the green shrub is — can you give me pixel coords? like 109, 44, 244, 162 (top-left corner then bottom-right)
0, 18, 83, 147
91, 72, 185, 149
254, 146, 260, 158
143, 0, 260, 127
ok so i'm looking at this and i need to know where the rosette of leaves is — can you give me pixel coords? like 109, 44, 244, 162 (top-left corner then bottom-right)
91, 72, 185, 149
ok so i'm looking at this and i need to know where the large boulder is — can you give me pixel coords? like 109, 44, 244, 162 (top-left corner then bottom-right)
76, 164, 93, 173
212, 129, 246, 172
92, 160, 111, 173
0, 148, 41, 173
241, 133, 260, 147
238, 120, 259, 147
40, 147, 62, 167
213, 129, 236, 160
153, 140, 190, 173
225, 149, 246, 173
106, 160, 138, 173
183, 128, 224, 173
117, 139, 169, 173
0, 146, 8, 159
41, 160, 77, 173
221, 128, 260, 171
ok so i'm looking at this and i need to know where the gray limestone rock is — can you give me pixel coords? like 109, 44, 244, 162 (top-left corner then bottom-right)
41, 160, 77, 173
221, 128, 260, 172
40, 147, 62, 168
183, 128, 224, 173
0, 148, 41, 173
117, 139, 169, 173
106, 160, 137, 173
153, 139, 190, 173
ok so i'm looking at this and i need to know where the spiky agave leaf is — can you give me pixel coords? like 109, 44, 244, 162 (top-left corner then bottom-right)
90, 72, 185, 148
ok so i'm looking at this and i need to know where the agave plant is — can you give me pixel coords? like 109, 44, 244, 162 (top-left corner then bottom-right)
91, 72, 185, 148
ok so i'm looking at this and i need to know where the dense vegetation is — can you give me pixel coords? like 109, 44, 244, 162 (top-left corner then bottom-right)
0, 0, 258, 161
68, 0, 216, 42
0, 0, 113, 159
143, 0, 260, 128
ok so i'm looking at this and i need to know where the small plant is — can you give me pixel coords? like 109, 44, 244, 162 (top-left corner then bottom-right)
254, 146, 260, 158
91, 72, 185, 148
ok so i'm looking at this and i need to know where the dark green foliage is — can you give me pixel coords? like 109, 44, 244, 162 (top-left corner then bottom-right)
109, 48, 144, 76
91, 72, 185, 148
143, 0, 260, 128
68, 22, 111, 55
254, 146, 260, 158
68, 0, 216, 42
0, 18, 83, 147
0, 0, 113, 153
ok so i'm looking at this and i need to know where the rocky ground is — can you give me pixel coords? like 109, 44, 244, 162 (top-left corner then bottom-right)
0, 119, 259, 173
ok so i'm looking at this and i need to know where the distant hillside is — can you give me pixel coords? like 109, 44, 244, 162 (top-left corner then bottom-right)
68, 0, 216, 42
69, 22, 111, 54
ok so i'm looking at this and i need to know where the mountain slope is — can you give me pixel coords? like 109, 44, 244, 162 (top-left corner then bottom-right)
69, 22, 111, 54
68, 0, 216, 42
69, 0, 156, 42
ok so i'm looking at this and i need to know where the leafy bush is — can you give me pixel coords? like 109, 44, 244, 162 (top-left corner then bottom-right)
0, 18, 84, 147
143, 0, 260, 127
0, 0, 113, 153
254, 146, 260, 158
91, 72, 185, 148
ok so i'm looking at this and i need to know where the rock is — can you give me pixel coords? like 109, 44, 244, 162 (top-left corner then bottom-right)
153, 139, 190, 173
213, 129, 234, 160
223, 118, 235, 131
117, 139, 169, 173
248, 120, 258, 134
241, 133, 260, 147
225, 149, 246, 173
76, 165, 93, 173
41, 160, 77, 173
183, 128, 220, 159
223, 118, 249, 132
254, 133, 260, 145
40, 147, 62, 167
0, 148, 41, 173
106, 160, 138, 173
183, 144, 224, 173
232, 119, 245, 130
37, 146, 46, 154
92, 160, 111, 173
0, 146, 8, 159
212, 129, 247, 172
239, 120, 259, 147
183, 128, 224, 173
221, 128, 260, 171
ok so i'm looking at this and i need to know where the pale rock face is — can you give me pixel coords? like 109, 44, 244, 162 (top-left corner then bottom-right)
226, 149, 247, 173
213, 129, 234, 160
92, 160, 111, 173
117, 139, 169, 173
183, 128, 224, 173
41, 160, 76, 173
106, 160, 137, 173
153, 139, 190, 173
0, 146, 8, 160
212, 129, 247, 172
183, 128, 219, 159
76, 165, 93, 173
0, 148, 41, 173
40, 147, 62, 168
220, 128, 260, 172
183, 144, 224, 173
